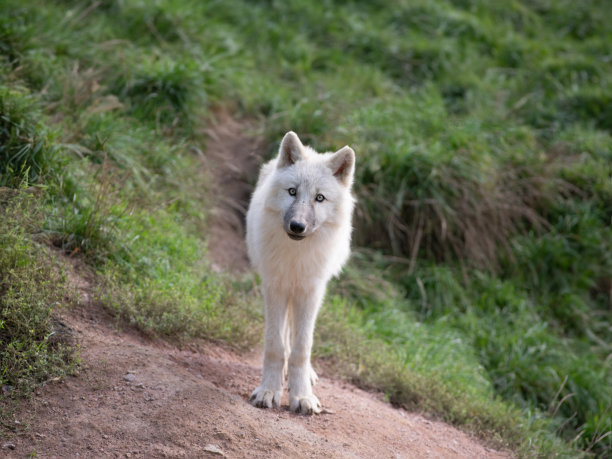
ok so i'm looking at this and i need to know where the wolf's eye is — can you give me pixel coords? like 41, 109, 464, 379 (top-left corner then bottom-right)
315, 193, 325, 202
288, 187, 297, 196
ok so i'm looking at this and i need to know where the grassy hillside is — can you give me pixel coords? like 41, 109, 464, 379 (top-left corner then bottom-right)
2, 0, 611, 455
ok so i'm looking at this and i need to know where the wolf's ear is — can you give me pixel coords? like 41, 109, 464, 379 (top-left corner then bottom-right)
277, 131, 305, 169
328, 146, 355, 187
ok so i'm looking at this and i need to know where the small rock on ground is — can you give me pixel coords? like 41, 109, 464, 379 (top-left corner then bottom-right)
203, 444, 225, 456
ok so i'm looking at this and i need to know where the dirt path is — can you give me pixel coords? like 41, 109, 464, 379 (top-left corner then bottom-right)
4, 264, 508, 458
203, 109, 262, 273
3, 114, 510, 458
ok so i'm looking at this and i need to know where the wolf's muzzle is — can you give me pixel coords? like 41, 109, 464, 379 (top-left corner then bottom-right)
289, 221, 306, 233
287, 220, 306, 240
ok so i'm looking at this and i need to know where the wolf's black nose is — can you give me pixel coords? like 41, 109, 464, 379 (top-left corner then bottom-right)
290, 221, 306, 233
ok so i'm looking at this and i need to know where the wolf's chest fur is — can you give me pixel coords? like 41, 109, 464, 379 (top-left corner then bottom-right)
257, 216, 341, 290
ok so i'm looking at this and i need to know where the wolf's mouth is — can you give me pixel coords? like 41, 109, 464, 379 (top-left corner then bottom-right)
287, 233, 306, 241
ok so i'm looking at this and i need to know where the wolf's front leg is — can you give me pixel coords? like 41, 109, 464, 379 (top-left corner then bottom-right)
288, 288, 325, 415
250, 289, 288, 409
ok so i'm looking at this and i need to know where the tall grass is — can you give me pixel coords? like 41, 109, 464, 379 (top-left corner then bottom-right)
0, 190, 76, 406
0, 86, 60, 186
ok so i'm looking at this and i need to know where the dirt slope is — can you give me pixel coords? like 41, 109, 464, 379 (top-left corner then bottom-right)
4, 264, 508, 458
203, 110, 262, 273
2, 114, 510, 458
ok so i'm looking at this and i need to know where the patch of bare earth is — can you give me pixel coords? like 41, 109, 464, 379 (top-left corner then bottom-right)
2, 115, 511, 458
5, 266, 508, 458
203, 109, 262, 273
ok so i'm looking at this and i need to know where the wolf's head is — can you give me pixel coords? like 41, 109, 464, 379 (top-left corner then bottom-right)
269, 131, 355, 241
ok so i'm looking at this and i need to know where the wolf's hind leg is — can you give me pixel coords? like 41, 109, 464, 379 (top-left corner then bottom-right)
309, 365, 319, 386
282, 303, 292, 381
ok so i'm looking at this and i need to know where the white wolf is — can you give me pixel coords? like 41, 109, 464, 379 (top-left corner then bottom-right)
245, 131, 355, 415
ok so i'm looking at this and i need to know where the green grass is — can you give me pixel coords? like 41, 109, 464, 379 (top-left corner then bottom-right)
0, 190, 76, 420
1, 0, 612, 455
0, 86, 60, 187
94, 207, 262, 346
315, 296, 573, 456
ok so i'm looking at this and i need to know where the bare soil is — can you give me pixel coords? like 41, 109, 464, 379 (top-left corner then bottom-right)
2, 114, 511, 458
4, 266, 509, 458
203, 109, 262, 273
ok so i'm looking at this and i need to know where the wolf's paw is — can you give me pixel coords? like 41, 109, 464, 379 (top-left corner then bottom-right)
290, 394, 322, 415
249, 386, 281, 409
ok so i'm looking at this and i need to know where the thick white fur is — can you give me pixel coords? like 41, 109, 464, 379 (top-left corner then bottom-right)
246, 131, 355, 414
